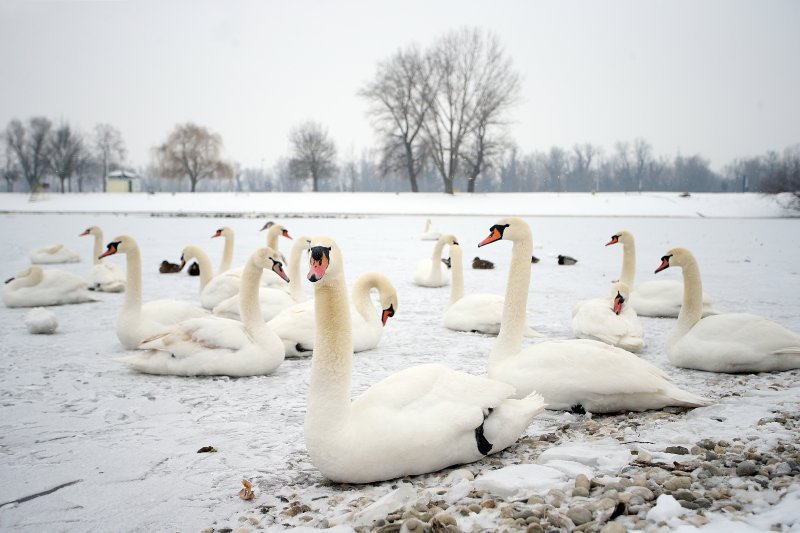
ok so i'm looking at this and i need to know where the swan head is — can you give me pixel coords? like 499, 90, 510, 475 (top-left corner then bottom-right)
606, 230, 633, 247
379, 283, 399, 327
438, 234, 458, 247
478, 217, 530, 247
80, 226, 100, 237
260, 221, 293, 240
99, 235, 136, 259
211, 226, 233, 239
610, 281, 630, 315
179, 245, 205, 271
307, 236, 341, 284
250, 247, 290, 282
655, 247, 694, 273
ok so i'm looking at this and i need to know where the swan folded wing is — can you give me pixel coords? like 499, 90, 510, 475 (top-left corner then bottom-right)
138, 316, 250, 356
140, 299, 208, 324
686, 314, 800, 365
572, 300, 632, 345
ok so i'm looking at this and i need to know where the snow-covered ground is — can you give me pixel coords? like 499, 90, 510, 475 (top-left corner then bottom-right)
0, 192, 798, 532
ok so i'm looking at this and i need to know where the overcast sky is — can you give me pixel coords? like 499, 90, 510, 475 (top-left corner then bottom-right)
1, 0, 798, 172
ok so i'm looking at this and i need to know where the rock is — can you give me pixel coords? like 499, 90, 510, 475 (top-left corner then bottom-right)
627, 486, 654, 501
567, 506, 593, 525
600, 523, 627, 533
736, 460, 758, 476
575, 474, 591, 490
400, 518, 425, 533
468, 503, 482, 514
662, 477, 691, 491
673, 489, 695, 502
697, 439, 716, 450
431, 512, 457, 527
665, 446, 690, 455
526, 524, 544, 533
572, 487, 590, 498
526, 496, 545, 505
481, 499, 496, 509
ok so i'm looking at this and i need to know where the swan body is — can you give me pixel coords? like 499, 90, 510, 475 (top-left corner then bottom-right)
117, 247, 288, 376
443, 242, 540, 337
29, 244, 80, 264
269, 272, 398, 357
80, 226, 125, 292
413, 234, 456, 287
572, 282, 644, 352
657, 248, 800, 373
100, 236, 208, 349
420, 218, 441, 241
478, 217, 710, 413
3, 266, 96, 307
303, 236, 545, 483
607, 230, 716, 317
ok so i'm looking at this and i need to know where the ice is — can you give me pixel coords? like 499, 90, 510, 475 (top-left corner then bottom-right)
535, 439, 633, 475
350, 483, 416, 526
472, 464, 568, 499
646, 494, 685, 523
24, 307, 58, 334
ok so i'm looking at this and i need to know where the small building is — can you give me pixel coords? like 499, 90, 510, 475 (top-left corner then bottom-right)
106, 170, 141, 193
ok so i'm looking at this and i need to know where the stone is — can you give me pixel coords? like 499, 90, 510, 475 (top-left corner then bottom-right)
697, 439, 716, 450
600, 523, 627, 533
526, 524, 544, 533
400, 518, 425, 533
527, 496, 545, 505
673, 489, 695, 501
567, 506, 593, 525
482, 499, 496, 509
627, 486, 655, 501
665, 446, 690, 455
774, 462, 793, 476
663, 477, 692, 491
468, 503, 482, 514
575, 474, 591, 490
431, 512, 457, 527
572, 487, 590, 498
736, 460, 758, 476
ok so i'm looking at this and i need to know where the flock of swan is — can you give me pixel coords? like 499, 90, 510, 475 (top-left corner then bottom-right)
3, 217, 800, 484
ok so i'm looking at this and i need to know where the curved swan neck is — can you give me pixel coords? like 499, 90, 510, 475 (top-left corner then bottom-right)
266, 224, 280, 250
673, 256, 704, 342
185, 246, 214, 291
491, 236, 533, 364
16, 267, 44, 288
92, 230, 103, 265
124, 244, 143, 310
448, 244, 464, 307
351, 273, 383, 322
308, 274, 352, 431
620, 237, 636, 287
239, 255, 266, 331
289, 236, 310, 302
220, 233, 234, 273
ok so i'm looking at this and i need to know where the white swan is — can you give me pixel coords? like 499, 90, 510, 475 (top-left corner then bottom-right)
116, 247, 288, 376
443, 242, 541, 337
269, 271, 398, 357
656, 248, 800, 373
571, 281, 644, 353
211, 226, 235, 274
413, 234, 456, 287
420, 218, 441, 241
29, 243, 80, 264
213, 235, 311, 321
303, 236, 545, 483
99, 236, 208, 349
3, 265, 96, 307
607, 230, 716, 317
478, 217, 711, 413
80, 226, 125, 292
178, 245, 244, 310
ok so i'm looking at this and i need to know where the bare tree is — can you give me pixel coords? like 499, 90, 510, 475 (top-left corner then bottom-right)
422, 28, 521, 194
571, 143, 601, 192
4, 117, 52, 191
360, 45, 432, 192
47, 123, 86, 193
2, 143, 21, 192
155, 123, 233, 192
537, 146, 569, 192
94, 123, 127, 192
288, 121, 337, 192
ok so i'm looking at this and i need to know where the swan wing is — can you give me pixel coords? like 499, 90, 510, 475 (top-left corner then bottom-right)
139, 316, 251, 356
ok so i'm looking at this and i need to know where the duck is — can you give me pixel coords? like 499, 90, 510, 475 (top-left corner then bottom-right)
413, 234, 457, 287
572, 282, 644, 353
606, 230, 716, 318
656, 248, 800, 373
159, 260, 182, 273
29, 243, 81, 264
187, 262, 200, 276
557, 254, 578, 265
477, 217, 711, 413
269, 271, 398, 357
79, 226, 126, 292
443, 242, 541, 337
472, 256, 494, 269
420, 218, 441, 241
99, 236, 208, 349
303, 236, 545, 483
3, 265, 96, 307
213, 235, 311, 321
116, 247, 288, 376
211, 226, 235, 274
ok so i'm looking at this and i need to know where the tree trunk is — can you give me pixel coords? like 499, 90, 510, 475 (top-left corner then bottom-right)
467, 178, 476, 193
312, 172, 319, 192
443, 177, 454, 194
59, 176, 67, 193
404, 144, 419, 193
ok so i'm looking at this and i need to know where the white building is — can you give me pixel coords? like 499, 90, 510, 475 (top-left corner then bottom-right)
106, 170, 141, 193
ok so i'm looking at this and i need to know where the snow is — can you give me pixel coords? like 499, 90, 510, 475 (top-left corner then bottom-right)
23, 307, 58, 334
647, 494, 686, 523
0, 191, 798, 531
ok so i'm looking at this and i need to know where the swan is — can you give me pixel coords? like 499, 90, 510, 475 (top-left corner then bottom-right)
269, 271, 398, 357
571, 282, 644, 353
211, 226, 235, 274
116, 247, 288, 376
80, 226, 125, 292
177, 245, 246, 310
260, 221, 291, 263
3, 265, 96, 307
99, 236, 208, 349
303, 236, 545, 483
420, 218, 441, 241
413, 234, 456, 287
213, 235, 311, 321
607, 230, 716, 317
656, 248, 800, 373
478, 217, 711, 413
443, 242, 541, 337
29, 243, 80, 264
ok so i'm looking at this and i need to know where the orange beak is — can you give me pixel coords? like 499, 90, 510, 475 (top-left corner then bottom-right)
381, 304, 395, 326
478, 228, 502, 247
655, 258, 670, 273
282, 229, 293, 240
605, 236, 619, 246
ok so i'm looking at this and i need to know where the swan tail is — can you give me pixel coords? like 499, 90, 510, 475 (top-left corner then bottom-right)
668, 387, 713, 408
482, 391, 546, 455
773, 346, 800, 356
524, 327, 545, 338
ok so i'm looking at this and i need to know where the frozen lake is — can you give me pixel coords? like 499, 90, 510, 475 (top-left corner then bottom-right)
0, 208, 799, 531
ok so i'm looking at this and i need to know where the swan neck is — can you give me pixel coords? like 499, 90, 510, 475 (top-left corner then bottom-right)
239, 257, 265, 330
92, 232, 103, 265
288, 237, 309, 302
308, 277, 352, 431
448, 246, 464, 307
673, 258, 704, 340
620, 240, 636, 287
220, 234, 234, 273
124, 246, 143, 310
193, 249, 214, 291
352, 274, 379, 322
491, 237, 532, 364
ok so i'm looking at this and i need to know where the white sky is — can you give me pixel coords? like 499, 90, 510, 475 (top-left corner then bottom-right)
1, 0, 798, 172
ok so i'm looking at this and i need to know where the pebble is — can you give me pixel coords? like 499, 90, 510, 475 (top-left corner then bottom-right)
775, 462, 793, 475
467, 503, 482, 514
526, 524, 544, 533
736, 460, 759, 476
663, 477, 692, 491
575, 474, 591, 490
567, 506, 593, 525
665, 446, 690, 455
600, 523, 627, 533
431, 513, 457, 527
400, 518, 425, 533
482, 499, 496, 509
572, 487, 590, 498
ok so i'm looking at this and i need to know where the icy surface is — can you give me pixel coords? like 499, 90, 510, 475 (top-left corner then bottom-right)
0, 192, 798, 531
